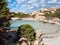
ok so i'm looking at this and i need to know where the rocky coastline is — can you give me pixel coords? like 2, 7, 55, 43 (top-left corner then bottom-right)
11, 17, 60, 26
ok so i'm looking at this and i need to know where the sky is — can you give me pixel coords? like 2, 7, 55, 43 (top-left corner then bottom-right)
6, 0, 60, 14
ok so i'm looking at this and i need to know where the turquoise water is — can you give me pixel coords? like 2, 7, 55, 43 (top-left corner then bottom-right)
10, 20, 60, 33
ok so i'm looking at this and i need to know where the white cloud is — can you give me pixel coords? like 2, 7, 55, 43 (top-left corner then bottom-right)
40, 0, 45, 3
32, 3, 39, 7
10, 8, 16, 12
41, 4, 46, 7
15, 3, 21, 7
58, 1, 60, 3
28, 0, 37, 3
7, 0, 12, 2
47, 0, 57, 3
16, 0, 25, 3
21, 5, 34, 10
11, 2, 16, 6
9, 0, 60, 14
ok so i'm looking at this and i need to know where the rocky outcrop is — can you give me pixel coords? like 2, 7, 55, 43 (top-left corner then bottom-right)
16, 37, 29, 45
41, 30, 60, 38
1, 31, 17, 45
33, 29, 44, 45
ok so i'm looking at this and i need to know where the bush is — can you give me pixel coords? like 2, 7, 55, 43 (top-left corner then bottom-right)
17, 24, 36, 41
0, 16, 11, 27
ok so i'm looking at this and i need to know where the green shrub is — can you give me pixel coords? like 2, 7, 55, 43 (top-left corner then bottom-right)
17, 24, 35, 41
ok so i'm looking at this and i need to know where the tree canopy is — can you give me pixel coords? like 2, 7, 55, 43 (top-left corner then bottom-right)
44, 8, 60, 19
17, 24, 36, 41
0, 0, 9, 15
10, 12, 31, 18
0, 0, 11, 28
0, 16, 11, 27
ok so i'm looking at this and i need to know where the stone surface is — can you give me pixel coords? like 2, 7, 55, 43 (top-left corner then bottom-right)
36, 29, 42, 40
43, 30, 60, 45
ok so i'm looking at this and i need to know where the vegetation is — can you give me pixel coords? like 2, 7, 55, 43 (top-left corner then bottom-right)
0, 0, 9, 16
44, 8, 60, 19
54, 8, 60, 18
0, 0, 11, 33
32, 14, 36, 18
17, 24, 36, 41
10, 12, 31, 18
0, 16, 11, 27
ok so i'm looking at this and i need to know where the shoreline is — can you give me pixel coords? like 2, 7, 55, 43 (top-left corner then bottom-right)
11, 17, 60, 26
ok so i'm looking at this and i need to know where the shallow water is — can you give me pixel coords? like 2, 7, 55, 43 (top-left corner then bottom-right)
2, 20, 60, 45
10, 20, 60, 33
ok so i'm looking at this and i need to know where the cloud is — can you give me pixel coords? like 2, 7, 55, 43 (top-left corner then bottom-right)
7, 0, 60, 14
40, 0, 45, 3
58, 1, 60, 3
7, 0, 12, 2
21, 5, 34, 10
15, 0, 25, 3
10, 4, 34, 13
10, 8, 17, 12
28, 0, 37, 3
11, 2, 16, 6
41, 4, 46, 7
47, 0, 57, 3
32, 3, 39, 7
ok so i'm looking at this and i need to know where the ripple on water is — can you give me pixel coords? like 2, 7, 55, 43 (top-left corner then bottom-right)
10, 20, 60, 33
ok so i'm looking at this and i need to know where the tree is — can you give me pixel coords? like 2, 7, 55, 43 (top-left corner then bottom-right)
44, 13, 50, 18
0, 0, 9, 15
32, 14, 36, 18
55, 8, 60, 18
44, 8, 60, 19
17, 24, 36, 41
0, 0, 11, 27
0, 16, 11, 29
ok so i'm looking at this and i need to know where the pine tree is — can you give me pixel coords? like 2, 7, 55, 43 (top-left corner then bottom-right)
0, 0, 9, 15
17, 24, 36, 41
